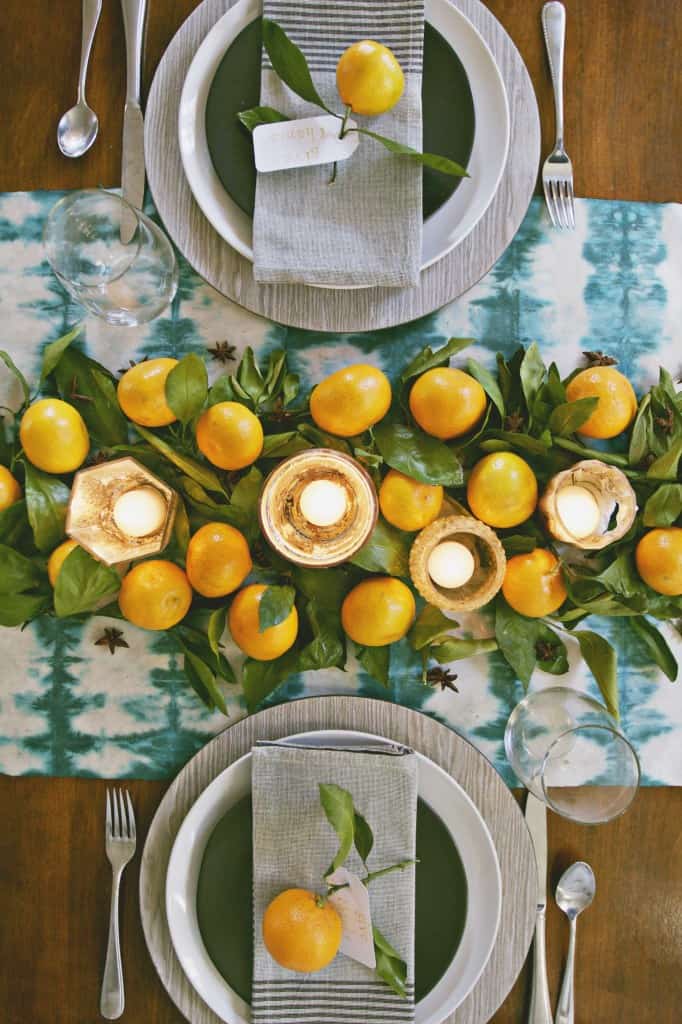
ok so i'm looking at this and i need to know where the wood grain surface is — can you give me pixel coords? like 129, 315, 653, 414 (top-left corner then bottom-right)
1, 1, 682, 1023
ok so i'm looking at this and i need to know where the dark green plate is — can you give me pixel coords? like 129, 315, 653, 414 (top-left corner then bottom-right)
196, 796, 468, 1004
205, 20, 475, 222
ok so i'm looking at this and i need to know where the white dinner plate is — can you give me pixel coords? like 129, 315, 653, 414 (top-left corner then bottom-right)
166, 728, 502, 1024
177, 0, 510, 282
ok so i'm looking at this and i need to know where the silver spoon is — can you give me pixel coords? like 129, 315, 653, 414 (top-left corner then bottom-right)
57, 0, 103, 158
554, 861, 596, 1024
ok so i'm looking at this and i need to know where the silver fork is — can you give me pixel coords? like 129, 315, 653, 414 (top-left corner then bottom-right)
541, 2, 575, 229
100, 789, 136, 1020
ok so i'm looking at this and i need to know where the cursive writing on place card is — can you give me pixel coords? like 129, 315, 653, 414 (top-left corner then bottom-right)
253, 115, 359, 173
327, 867, 376, 969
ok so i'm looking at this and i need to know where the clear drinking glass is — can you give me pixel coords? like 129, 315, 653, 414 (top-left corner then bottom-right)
43, 189, 178, 326
505, 687, 640, 824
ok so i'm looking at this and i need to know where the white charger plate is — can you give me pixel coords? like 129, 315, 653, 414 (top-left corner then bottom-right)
177, 0, 510, 282
166, 729, 502, 1024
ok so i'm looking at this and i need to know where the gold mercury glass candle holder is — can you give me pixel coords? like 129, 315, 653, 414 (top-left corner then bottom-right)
258, 449, 378, 567
409, 514, 507, 613
539, 459, 637, 549
66, 456, 178, 566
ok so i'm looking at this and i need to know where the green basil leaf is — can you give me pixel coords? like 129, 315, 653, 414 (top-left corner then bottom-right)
400, 337, 473, 386
409, 604, 455, 651
133, 425, 225, 494
373, 926, 408, 998
53, 348, 128, 445
40, 323, 83, 382
548, 397, 599, 436
353, 128, 468, 177
0, 350, 30, 407
237, 105, 290, 131
54, 546, 121, 617
465, 358, 505, 417
165, 353, 208, 425
0, 590, 50, 627
262, 18, 332, 112
350, 518, 410, 577
574, 630, 619, 719
24, 463, 70, 552
353, 812, 374, 865
0, 544, 44, 593
630, 616, 677, 682
259, 584, 296, 631
373, 421, 463, 486
319, 782, 355, 874
429, 636, 498, 662
357, 644, 390, 687
643, 483, 682, 526
646, 438, 682, 480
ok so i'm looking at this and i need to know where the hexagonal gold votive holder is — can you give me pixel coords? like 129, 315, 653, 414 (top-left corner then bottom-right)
258, 448, 378, 567
410, 514, 507, 612
66, 457, 178, 566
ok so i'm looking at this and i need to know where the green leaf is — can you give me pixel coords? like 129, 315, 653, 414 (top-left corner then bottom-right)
373, 926, 407, 998
0, 544, 44, 593
480, 430, 551, 456
409, 604, 455, 650
494, 598, 539, 686
533, 626, 569, 675
298, 423, 352, 454
261, 18, 331, 112
292, 565, 353, 611
165, 353, 208, 425
182, 646, 228, 715
170, 497, 190, 557
237, 106, 290, 131
646, 438, 682, 480
353, 128, 468, 178
350, 518, 411, 577
54, 546, 121, 617
132, 425, 224, 494
643, 484, 682, 526
261, 431, 312, 458
574, 630, 619, 719
53, 348, 128, 445
0, 350, 30, 407
373, 421, 463, 486
0, 499, 31, 547
357, 644, 390, 686
23, 463, 70, 553
429, 636, 498, 662
519, 343, 546, 423
319, 783, 355, 874
230, 466, 263, 513
0, 590, 50, 627
40, 323, 83, 382
236, 347, 265, 405
207, 606, 228, 657
630, 616, 677, 682
259, 584, 296, 631
242, 650, 299, 711
353, 812, 374, 865
628, 394, 654, 466
400, 337, 473, 386
175, 622, 235, 683
465, 358, 505, 417
548, 397, 599, 436
501, 534, 539, 557
553, 436, 630, 467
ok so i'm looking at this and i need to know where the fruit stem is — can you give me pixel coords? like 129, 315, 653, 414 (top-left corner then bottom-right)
328, 105, 353, 185
362, 859, 418, 886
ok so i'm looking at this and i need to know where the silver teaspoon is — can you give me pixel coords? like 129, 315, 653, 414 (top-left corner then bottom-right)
554, 861, 596, 1024
57, 0, 103, 158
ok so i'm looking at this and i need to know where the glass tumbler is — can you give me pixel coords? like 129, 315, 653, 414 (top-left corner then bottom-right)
504, 687, 640, 824
44, 189, 178, 326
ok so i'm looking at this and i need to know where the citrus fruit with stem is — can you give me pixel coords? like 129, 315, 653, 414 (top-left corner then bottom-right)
336, 40, 404, 117
228, 583, 298, 660
635, 527, 682, 595
565, 366, 637, 439
263, 889, 342, 973
20, 398, 90, 474
195, 402, 264, 470
186, 522, 252, 598
341, 576, 415, 646
467, 452, 538, 528
117, 357, 179, 427
0, 465, 21, 510
310, 364, 391, 437
379, 469, 443, 531
118, 560, 193, 630
47, 539, 79, 587
409, 367, 487, 440
502, 548, 567, 618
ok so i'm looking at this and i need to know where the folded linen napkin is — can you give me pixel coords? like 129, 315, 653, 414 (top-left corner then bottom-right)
252, 741, 418, 1023
253, 0, 424, 288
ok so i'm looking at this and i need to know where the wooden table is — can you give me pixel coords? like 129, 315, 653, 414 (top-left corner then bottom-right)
1, 2, 681, 1022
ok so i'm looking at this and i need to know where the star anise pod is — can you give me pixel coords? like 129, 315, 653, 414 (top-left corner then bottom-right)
583, 350, 617, 367
94, 627, 129, 655
117, 356, 148, 376
504, 409, 525, 433
207, 341, 237, 364
68, 375, 94, 403
654, 406, 675, 435
426, 666, 459, 692
535, 639, 559, 663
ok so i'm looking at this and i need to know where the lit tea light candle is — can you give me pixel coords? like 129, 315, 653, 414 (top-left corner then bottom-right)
113, 486, 167, 538
427, 541, 476, 590
299, 479, 348, 528
555, 484, 601, 540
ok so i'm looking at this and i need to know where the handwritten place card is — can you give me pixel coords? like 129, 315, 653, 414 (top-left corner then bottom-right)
328, 867, 376, 969
253, 115, 359, 173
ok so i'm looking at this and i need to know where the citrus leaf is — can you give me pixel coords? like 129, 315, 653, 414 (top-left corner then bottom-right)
0, 500, 31, 548
373, 421, 463, 486
0, 544, 44, 593
494, 598, 539, 686
53, 348, 128, 445
646, 438, 682, 480
357, 644, 390, 687
400, 337, 473, 385
350, 518, 410, 577
0, 591, 50, 627
319, 783, 355, 874
132, 425, 224, 494
353, 812, 374, 864
23, 463, 70, 553
54, 546, 121, 617
182, 646, 228, 715
258, 584, 296, 631
237, 106, 289, 132
40, 323, 83, 382
630, 616, 677, 682
262, 18, 332, 112
0, 350, 30, 407
207, 606, 227, 657
353, 128, 468, 178
429, 636, 498, 662
643, 483, 682, 526
373, 926, 407, 998
466, 358, 505, 418
574, 630, 619, 719
165, 353, 208, 425
409, 604, 455, 651
519, 342, 546, 422
548, 397, 599, 436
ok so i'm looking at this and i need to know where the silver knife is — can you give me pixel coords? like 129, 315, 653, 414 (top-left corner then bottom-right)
525, 793, 553, 1024
121, 0, 147, 221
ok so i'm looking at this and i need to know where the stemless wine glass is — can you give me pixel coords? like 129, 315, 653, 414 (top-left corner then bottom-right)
44, 189, 178, 326
505, 687, 640, 824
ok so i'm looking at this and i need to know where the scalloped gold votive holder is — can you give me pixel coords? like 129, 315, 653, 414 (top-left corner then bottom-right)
409, 514, 507, 612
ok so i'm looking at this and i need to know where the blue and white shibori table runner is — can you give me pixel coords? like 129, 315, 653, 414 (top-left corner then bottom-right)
0, 191, 681, 785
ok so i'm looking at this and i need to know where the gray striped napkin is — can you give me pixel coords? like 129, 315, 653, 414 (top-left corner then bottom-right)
252, 741, 418, 1024
253, 0, 424, 288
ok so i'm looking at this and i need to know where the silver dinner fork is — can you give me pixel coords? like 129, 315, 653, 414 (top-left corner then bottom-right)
100, 789, 136, 1020
541, 2, 575, 229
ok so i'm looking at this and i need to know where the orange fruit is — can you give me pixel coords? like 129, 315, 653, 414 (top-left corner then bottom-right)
118, 559, 193, 630
186, 522, 252, 598
502, 548, 567, 618
379, 469, 443, 532
20, 398, 89, 474
228, 583, 298, 660
409, 367, 487, 440
310, 364, 391, 438
635, 528, 682, 596
0, 465, 21, 510
336, 40, 404, 117
565, 366, 637, 439
263, 889, 342, 973
341, 576, 415, 646
467, 453, 538, 528
47, 539, 79, 587
117, 357, 178, 428
195, 402, 264, 471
